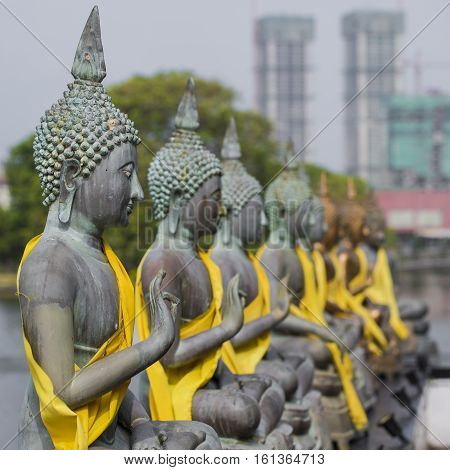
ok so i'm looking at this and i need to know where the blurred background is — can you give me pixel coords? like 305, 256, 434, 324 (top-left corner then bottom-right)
0, 0, 449, 448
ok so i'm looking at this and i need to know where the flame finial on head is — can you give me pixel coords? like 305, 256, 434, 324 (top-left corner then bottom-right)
71, 6, 106, 83
174, 77, 199, 130
221, 117, 241, 160
319, 172, 329, 198
346, 176, 357, 200
220, 117, 261, 214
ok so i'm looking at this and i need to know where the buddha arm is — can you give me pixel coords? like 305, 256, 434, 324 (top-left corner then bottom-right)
142, 259, 243, 369
258, 248, 338, 344
275, 314, 337, 343
230, 314, 276, 348
20, 271, 176, 410
231, 283, 290, 348
118, 389, 151, 429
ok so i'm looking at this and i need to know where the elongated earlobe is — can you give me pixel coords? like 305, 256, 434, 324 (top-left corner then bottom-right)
222, 210, 232, 245
58, 158, 82, 224
168, 190, 182, 236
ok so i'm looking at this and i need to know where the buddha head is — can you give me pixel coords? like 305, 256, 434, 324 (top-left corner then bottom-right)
147, 77, 222, 240
220, 117, 265, 246
301, 196, 327, 246
319, 172, 340, 249
32, 7, 143, 230
363, 190, 386, 249
265, 140, 311, 244
339, 177, 367, 247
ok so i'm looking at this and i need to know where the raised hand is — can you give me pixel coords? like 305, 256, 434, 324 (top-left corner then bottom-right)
147, 269, 179, 341
272, 275, 292, 322
221, 274, 244, 337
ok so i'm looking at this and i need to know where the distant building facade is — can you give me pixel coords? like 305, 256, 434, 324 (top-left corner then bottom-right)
342, 11, 404, 188
377, 189, 450, 237
255, 16, 314, 158
388, 94, 450, 189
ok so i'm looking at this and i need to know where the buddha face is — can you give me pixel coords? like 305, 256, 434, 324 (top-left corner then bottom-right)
233, 194, 266, 246
364, 214, 386, 249
304, 199, 327, 245
181, 175, 222, 238
293, 198, 326, 247
71, 143, 144, 228
321, 199, 339, 249
339, 201, 366, 247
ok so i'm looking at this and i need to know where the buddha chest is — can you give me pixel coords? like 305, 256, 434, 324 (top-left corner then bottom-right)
224, 250, 259, 307
72, 253, 119, 365
284, 250, 303, 299
173, 251, 214, 322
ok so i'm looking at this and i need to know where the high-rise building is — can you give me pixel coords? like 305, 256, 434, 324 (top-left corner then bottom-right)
255, 16, 314, 158
388, 94, 450, 189
342, 11, 404, 187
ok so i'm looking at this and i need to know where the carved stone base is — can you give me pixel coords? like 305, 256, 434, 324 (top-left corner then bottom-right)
312, 369, 355, 447
219, 423, 294, 450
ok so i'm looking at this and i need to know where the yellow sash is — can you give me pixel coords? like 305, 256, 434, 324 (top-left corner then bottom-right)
222, 254, 272, 374
135, 248, 223, 421
327, 248, 348, 312
17, 234, 134, 450
345, 246, 388, 353
364, 248, 410, 340
295, 247, 368, 431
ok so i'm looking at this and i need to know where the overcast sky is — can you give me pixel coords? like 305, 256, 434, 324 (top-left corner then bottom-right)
1, 0, 449, 171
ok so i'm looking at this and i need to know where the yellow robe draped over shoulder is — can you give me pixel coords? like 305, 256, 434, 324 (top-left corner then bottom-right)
363, 248, 410, 340
222, 253, 272, 374
344, 246, 388, 354
327, 248, 348, 313
135, 248, 223, 421
17, 234, 135, 450
293, 246, 368, 431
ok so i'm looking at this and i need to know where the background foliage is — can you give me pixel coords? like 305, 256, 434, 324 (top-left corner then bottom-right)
0, 72, 368, 275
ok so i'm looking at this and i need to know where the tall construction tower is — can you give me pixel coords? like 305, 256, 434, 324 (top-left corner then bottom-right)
255, 16, 314, 159
342, 11, 404, 188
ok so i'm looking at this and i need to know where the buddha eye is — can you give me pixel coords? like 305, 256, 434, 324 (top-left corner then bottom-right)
121, 162, 134, 179
122, 168, 132, 179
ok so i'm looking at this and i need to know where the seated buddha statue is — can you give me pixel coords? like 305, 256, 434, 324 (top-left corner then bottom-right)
16, 7, 219, 450
259, 144, 374, 447
360, 192, 412, 344
360, 196, 437, 370
336, 178, 390, 358
258, 142, 341, 367
299, 194, 369, 434
317, 173, 376, 411
136, 80, 291, 448
210, 119, 323, 448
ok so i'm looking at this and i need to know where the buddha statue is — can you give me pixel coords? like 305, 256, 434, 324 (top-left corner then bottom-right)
16, 7, 219, 450
260, 153, 368, 446
360, 192, 411, 342
337, 178, 390, 357
210, 119, 326, 449
136, 80, 291, 449
258, 142, 341, 364
363, 196, 438, 376
317, 173, 376, 411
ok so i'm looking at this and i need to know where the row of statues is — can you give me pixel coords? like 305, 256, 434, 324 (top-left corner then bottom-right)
16, 7, 432, 450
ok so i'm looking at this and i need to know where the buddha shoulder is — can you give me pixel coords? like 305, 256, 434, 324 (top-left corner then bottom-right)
18, 237, 78, 309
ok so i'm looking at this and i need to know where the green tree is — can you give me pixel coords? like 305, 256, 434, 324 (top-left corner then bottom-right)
0, 71, 368, 274
106, 72, 280, 275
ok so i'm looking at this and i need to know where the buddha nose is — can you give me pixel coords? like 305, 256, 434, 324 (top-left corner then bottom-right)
131, 171, 144, 201
260, 210, 268, 227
